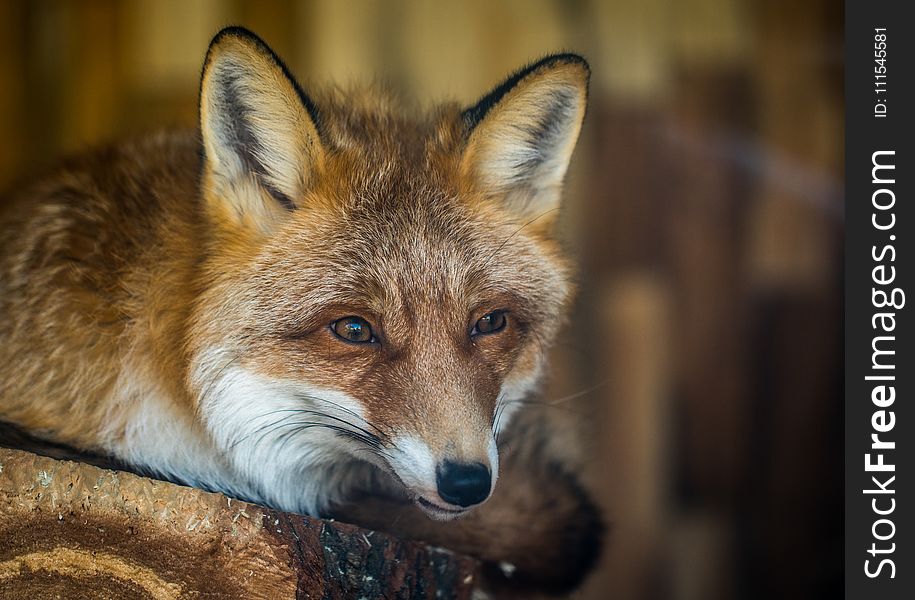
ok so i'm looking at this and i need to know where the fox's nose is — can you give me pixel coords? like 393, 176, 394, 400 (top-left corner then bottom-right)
436, 461, 492, 507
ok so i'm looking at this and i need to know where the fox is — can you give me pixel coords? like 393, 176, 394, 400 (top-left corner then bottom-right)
0, 27, 601, 594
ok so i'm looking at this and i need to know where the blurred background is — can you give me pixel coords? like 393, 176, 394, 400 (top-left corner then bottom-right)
0, 1, 843, 599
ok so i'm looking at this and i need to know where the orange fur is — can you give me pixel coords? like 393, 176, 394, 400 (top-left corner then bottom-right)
0, 27, 599, 594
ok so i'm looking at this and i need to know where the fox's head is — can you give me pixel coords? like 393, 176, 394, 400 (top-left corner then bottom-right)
187, 27, 588, 518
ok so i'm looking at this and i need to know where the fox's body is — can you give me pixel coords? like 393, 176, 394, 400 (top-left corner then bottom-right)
0, 131, 281, 505
1, 28, 600, 593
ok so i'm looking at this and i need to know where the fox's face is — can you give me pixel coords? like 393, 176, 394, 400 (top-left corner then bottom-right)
187, 28, 588, 518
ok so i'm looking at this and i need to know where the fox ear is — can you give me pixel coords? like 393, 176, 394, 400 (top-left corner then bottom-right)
461, 54, 589, 222
200, 27, 323, 229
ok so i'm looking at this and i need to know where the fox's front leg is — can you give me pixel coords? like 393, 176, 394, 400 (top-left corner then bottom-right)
329, 438, 604, 596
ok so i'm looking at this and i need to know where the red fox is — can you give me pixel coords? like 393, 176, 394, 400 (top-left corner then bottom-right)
0, 27, 601, 593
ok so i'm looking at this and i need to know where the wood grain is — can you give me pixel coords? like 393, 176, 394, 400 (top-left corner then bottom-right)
0, 447, 480, 599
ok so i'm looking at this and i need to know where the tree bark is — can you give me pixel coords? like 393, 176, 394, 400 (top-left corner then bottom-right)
0, 447, 480, 599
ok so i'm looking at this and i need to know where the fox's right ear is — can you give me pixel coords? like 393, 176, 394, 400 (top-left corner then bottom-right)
200, 27, 323, 231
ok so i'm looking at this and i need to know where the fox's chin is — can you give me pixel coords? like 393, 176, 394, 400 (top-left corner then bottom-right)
414, 496, 470, 521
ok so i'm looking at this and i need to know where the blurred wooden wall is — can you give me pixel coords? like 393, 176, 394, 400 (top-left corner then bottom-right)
0, 1, 843, 599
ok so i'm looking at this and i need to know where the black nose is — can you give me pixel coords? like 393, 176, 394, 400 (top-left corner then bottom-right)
436, 461, 492, 507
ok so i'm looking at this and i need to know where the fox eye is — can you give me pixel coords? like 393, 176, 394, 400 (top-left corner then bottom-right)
472, 310, 507, 336
331, 316, 375, 343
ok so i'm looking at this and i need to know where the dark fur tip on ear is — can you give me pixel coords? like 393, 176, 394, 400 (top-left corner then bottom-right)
462, 53, 590, 132
201, 26, 321, 134
207, 25, 266, 51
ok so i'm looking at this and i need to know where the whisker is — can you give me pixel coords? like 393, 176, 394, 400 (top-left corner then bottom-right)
492, 391, 508, 433
301, 394, 394, 442
216, 384, 397, 463
267, 404, 385, 447
230, 413, 296, 450
492, 377, 611, 434
257, 420, 393, 461
528, 378, 612, 407
485, 207, 561, 263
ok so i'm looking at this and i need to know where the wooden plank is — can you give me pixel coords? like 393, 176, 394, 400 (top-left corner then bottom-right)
0, 448, 480, 599
746, 0, 843, 290
662, 64, 759, 507
580, 276, 671, 600
0, 2, 26, 188
738, 2, 843, 595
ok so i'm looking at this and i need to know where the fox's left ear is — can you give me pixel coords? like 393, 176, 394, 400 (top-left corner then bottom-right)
200, 27, 323, 230
461, 54, 589, 221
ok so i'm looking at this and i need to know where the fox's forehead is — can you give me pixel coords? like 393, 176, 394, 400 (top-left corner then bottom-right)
278, 187, 528, 295
312, 85, 464, 158
281, 110, 509, 287
252, 183, 567, 339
